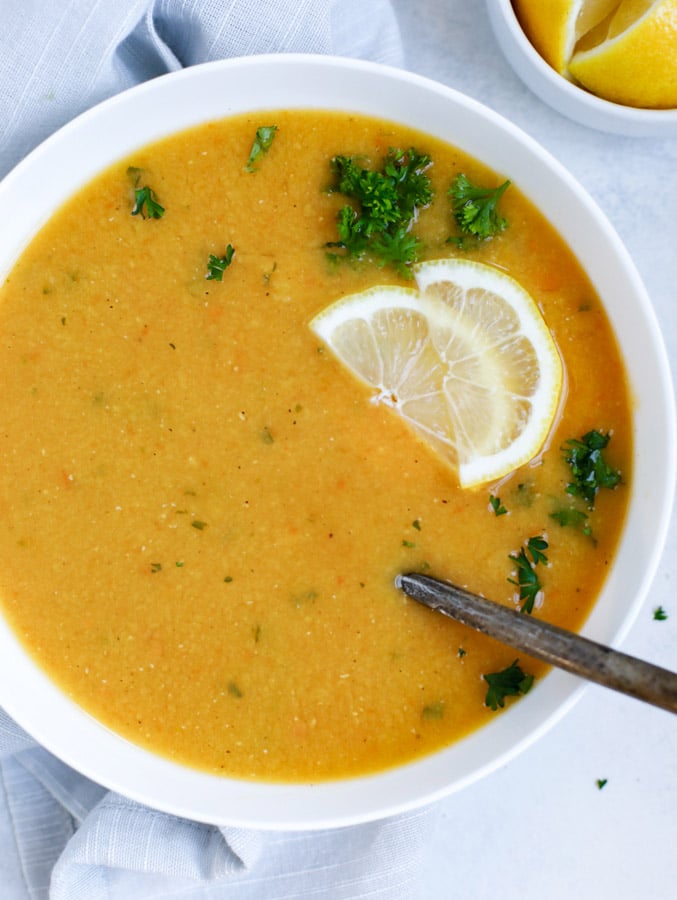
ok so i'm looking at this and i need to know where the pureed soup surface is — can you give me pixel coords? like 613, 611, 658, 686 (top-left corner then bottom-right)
0, 110, 630, 782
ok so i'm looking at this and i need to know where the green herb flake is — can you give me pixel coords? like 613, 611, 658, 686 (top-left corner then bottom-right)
525, 535, 549, 566
126, 165, 143, 186
489, 494, 508, 516
191, 520, 208, 531
206, 245, 235, 281
508, 536, 548, 614
448, 173, 510, 242
227, 680, 243, 698
224, 575, 233, 583
563, 429, 621, 507
550, 506, 590, 532
513, 481, 536, 508
457, 647, 467, 659
131, 185, 165, 219
150, 562, 162, 573
596, 778, 608, 790
483, 659, 534, 711
246, 125, 278, 171
291, 589, 318, 607
402, 539, 416, 548
422, 700, 445, 720
412, 519, 422, 531
260, 426, 274, 445
653, 606, 668, 621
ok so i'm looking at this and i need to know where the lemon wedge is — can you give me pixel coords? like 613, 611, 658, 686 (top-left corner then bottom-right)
310, 259, 563, 489
513, 0, 620, 74
568, 0, 677, 108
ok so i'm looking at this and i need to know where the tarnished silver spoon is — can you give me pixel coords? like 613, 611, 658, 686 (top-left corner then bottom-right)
396, 572, 677, 714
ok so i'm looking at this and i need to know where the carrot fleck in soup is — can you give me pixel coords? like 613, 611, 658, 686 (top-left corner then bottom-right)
0, 111, 631, 781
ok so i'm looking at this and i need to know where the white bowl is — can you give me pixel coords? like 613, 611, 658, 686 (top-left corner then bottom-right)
487, 0, 677, 137
0, 54, 674, 829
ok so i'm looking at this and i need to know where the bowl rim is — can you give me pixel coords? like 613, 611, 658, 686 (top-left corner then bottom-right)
487, 0, 677, 136
0, 52, 674, 829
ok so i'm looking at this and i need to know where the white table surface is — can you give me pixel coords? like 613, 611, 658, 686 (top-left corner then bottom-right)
393, 2, 677, 898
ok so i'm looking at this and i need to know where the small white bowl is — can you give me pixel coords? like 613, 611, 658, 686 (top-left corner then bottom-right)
0, 54, 674, 830
487, 0, 677, 137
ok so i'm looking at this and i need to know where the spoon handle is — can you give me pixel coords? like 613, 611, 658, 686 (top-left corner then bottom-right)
396, 572, 677, 714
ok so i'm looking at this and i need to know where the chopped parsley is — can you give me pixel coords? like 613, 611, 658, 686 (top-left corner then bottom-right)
131, 185, 165, 219
596, 778, 608, 790
563, 430, 621, 507
484, 659, 534, 711
508, 536, 548, 614
448, 173, 510, 242
422, 700, 445, 720
245, 125, 278, 171
227, 680, 243, 698
550, 505, 591, 535
653, 606, 668, 621
206, 245, 235, 280
489, 494, 508, 516
326, 147, 433, 277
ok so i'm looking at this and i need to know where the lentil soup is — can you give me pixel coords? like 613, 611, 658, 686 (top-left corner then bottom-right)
0, 110, 630, 781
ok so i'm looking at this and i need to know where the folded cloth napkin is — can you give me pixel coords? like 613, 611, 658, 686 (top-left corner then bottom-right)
0, 2, 437, 898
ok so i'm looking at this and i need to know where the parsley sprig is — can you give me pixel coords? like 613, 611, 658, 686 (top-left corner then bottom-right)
563, 430, 621, 507
509, 536, 548, 614
448, 173, 510, 243
326, 147, 433, 277
131, 185, 165, 220
484, 659, 534, 710
206, 245, 235, 280
245, 125, 278, 172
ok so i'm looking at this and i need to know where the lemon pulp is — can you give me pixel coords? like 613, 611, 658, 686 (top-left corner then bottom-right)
310, 258, 563, 489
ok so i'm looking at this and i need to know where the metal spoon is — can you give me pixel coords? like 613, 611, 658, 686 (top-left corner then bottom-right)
395, 572, 677, 714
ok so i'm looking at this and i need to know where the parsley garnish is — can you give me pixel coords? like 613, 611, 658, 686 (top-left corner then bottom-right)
206, 245, 235, 280
596, 778, 608, 790
484, 659, 534, 710
654, 606, 668, 621
550, 505, 591, 535
563, 430, 621, 507
422, 700, 445, 720
326, 147, 433, 277
246, 125, 278, 171
448, 173, 510, 242
131, 185, 165, 219
489, 494, 508, 516
508, 536, 548, 614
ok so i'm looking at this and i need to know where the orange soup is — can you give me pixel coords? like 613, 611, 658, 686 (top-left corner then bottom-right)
0, 110, 631, 781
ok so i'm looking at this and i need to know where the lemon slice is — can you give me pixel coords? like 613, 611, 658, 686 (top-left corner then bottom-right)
513, 0, 620, 74
568, 0, 677, 108
310, 258, 563, 489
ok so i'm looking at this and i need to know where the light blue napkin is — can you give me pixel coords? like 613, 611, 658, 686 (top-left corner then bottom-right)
0, 2, 436, 898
